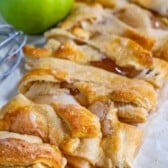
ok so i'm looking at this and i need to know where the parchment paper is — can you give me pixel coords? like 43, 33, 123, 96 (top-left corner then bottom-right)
0, 16, 168, 168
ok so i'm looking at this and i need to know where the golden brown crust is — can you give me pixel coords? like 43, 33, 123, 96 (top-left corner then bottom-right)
60, 137, 101, 165
45, 28, 153, 69
23, 45, 53, 58
0, 94, 143, 167
0, 94, 67, 146
24, 27, 168, 89
0, 108, 49, 142
65, 155, 92, 168
0, 94, 102, 143
0, 95, 101, 166
117, 104, 148, 123
0, 95, 50, 142
152, 36, 168, 61
90, 33, 153, 69
18, 58, 157, 124
24, 28, 153, 70
0, 132, 66, 168
136, 58, 168, 88
99, 122, 143, 167
60, 3, 104, 30
19, 58, 156, 110
88, 100, 143, 167
131, 0, 168, 16
1, 1, 166, 167
53, 42, 93, 64
23, 43, 92, 64
113, 3, 168, 64
60, 2, 155, 50
52, 102, 101, 138
24, 46, 168, 90
18, 78, 149, 124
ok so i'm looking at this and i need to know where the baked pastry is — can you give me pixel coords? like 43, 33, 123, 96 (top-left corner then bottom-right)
18, 57, 156, 124
22, 2, 168, 88
77, 0, 129, 8
24, 28, 154, 71
0, 94, 101, 167
0, 94, 101, 142
1, 1, 167, 167
113, 3, 168, 30
61, 2, 168, 64
0, 131, 66, 168
152, 36, 168, 61
23, 26, 168, 88
20, 4, 168, 88
83, 0, 168, 17
131, 0, 168, 16
113, 3, 168, 62
59, 2, 155, 50
44, 28, 153, 69
0, 94, 143, 168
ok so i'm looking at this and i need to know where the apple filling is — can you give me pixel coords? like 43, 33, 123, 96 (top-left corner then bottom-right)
88, 101, 117, 136
25, 82, 80, 105
90, 57, 141, 78
51, 37, 143, 78
23, 73, 152, 124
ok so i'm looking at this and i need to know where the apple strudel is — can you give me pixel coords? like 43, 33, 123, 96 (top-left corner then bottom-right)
0, 131, 66, 168
18, 57, 156, 124
0, 94, 143, 168
23, 27, 168, 88
1, 1, 168, 167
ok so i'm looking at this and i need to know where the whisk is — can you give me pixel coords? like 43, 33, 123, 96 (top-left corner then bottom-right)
0, 25, 27, 80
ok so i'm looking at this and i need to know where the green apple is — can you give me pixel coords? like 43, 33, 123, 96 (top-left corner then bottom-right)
0, 0, 74, 34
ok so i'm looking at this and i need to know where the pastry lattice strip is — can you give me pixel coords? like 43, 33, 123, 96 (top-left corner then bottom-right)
0, 94, 143, 167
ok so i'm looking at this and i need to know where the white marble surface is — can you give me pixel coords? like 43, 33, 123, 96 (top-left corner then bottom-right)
0, 15, 168, 168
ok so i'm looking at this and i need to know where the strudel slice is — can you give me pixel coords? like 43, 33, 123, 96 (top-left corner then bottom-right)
113, 3, 168, 62
60, 2, 155, 50
131, 0, 168, 16
18, 57, 156, 123
0, 94, 143, 168
0, 94, 101, 167
0, 131, 66, 168
23, 27, 168, 88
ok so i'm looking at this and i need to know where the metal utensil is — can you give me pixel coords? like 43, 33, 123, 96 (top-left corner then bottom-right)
0, 25, 27, 80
